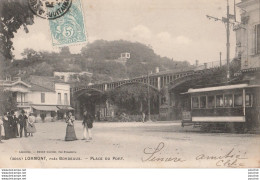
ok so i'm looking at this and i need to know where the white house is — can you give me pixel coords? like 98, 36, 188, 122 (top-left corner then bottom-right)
0, 75, 73, 121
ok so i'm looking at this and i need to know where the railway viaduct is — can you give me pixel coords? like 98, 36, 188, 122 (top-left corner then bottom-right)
71, 63, 228, 120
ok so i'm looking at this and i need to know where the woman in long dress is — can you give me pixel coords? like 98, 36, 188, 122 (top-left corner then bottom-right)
27, 113, 36, 136
65, 112, 77, 141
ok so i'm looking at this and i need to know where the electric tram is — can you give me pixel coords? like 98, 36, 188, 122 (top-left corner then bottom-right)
181, 83, 260, 132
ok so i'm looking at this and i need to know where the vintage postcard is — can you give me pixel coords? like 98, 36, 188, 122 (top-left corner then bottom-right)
0, 0, 260, 169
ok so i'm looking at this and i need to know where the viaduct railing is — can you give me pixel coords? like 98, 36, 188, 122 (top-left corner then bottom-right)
71, 60, 226, 96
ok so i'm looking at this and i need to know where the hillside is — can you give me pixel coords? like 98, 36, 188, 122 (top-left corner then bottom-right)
6, 40, 193, 83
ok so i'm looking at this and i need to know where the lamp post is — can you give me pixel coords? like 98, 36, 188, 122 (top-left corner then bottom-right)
141, 62, 152, 122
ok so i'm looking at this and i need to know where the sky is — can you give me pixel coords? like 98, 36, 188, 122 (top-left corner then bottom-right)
12, 0, 239, 64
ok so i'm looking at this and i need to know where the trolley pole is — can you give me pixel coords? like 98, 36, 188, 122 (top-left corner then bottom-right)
206, 0, 236, 82
220, 52, 222, 67
226, 0, 230, 81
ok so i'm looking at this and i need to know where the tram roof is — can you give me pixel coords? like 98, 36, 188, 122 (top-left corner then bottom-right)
182, 83, 260, 94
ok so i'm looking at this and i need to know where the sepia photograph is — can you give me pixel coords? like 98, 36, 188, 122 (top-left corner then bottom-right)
0, 0, 260, 169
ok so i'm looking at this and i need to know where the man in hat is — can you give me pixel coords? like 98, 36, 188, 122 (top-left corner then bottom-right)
18, 109, 28, 138
82, 110, 94, 140
9, 111, 18, 138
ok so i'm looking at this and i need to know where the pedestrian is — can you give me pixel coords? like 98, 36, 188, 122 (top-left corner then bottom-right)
9, 111, 18, 138
0, 115, 3, 143
96, 110, 101, 121
27, 113, 36, 136
3, 112, 10, 140
65, 112, 77, 141
18, 109, 28, 138
82, 110, 94, 140
142, 112, 146, 123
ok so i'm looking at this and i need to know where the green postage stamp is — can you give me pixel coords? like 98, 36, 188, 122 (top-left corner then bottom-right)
48, 0, 87, 46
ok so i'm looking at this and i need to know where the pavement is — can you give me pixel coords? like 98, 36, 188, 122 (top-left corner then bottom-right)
0, 120, 259, 168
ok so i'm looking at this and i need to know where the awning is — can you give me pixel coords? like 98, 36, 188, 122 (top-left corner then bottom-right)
57, 106, 74, 111
32, 106, 59, 111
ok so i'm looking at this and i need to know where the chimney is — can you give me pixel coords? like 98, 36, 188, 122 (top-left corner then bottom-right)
155, 67, 160, 73
195, 60, 199, 66
5, 76, 11, 81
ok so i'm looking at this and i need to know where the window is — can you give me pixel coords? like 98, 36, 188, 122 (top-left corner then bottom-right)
64, 93, 68, 105
256, 24, 260, 54
246, 94, 253, 106
234, 94, 243, 107
224, 94, 233, 107
16, 93, 26, 105
192, 97, 199, 109
41, 93, 45, 103
200, 96, 206, 108
207, 96, 215, 108
58, 93, 61, 104
216, 95, 223, 107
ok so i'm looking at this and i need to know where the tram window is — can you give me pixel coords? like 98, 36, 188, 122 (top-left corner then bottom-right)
192, 97, 199, 108
207, 96, 215, 108
224, 94, 233, 107
246, 94, 253, 106
234, 94, 243, 107
216, 95, 224, 107
200, 96, 206, 108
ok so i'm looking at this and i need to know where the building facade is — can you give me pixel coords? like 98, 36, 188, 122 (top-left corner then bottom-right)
0, 76, 73, 121
235, 0, 260, 69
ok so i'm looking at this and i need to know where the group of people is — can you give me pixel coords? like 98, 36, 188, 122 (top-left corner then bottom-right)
64, 110, 94, 141
0, 109, 36, 143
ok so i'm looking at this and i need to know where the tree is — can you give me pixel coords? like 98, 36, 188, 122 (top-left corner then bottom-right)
91, 61, 127, 79
107, 84, 159, 114
0, 0, 34, 78
33, 62, 54, 76
21, 48, 43, 60
0, 0, 34, 60
0, 91, 17, 115
60, 46, 71, 56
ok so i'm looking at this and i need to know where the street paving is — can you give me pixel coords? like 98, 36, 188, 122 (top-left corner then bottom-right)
0, 121, 259, 168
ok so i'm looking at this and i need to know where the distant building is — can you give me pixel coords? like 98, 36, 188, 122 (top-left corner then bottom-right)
235, 0, 260, 69
104, 52, 131, 65
120, 52, 130, 59
54, 71, 93, 82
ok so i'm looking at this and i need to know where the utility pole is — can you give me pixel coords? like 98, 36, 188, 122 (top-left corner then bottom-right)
220, 52, 222, 67
206, 0, 236, 82
226, 0, 231, 80
147, 72, 151, 121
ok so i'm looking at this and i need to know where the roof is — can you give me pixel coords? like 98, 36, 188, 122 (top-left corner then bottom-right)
237, 0, 257, 8
30, 83, 55, 92
0, 80, 31, 88
183, 84, 249, 94
26, 75, 67, 91
57, 106, 74, 110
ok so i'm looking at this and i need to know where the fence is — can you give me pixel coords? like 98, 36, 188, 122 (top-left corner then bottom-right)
195, 60, 227, 70
101, 114, 159, 122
